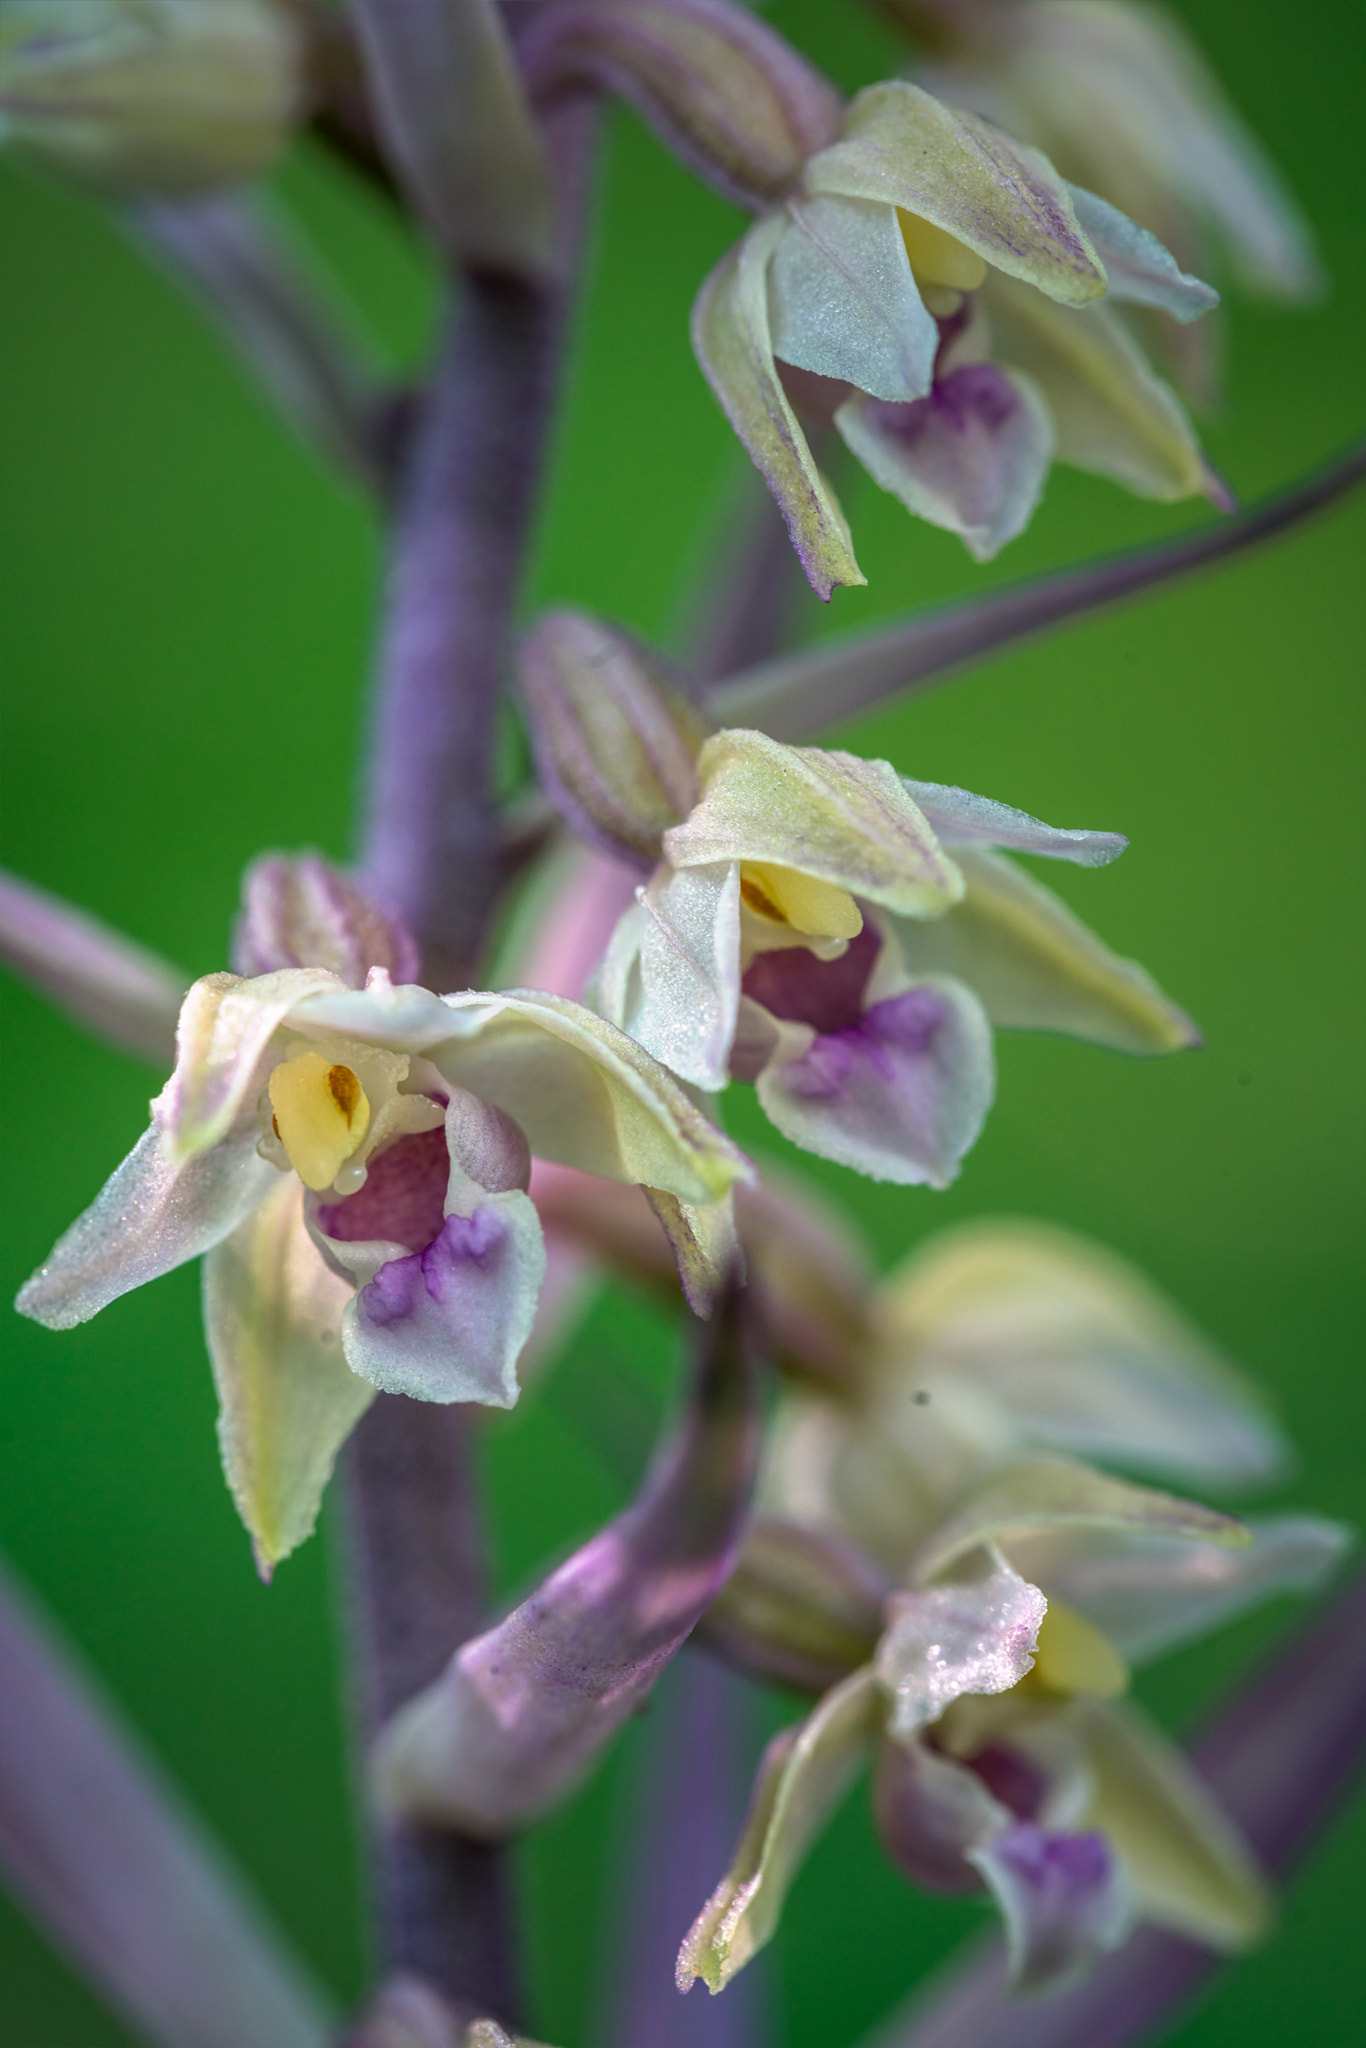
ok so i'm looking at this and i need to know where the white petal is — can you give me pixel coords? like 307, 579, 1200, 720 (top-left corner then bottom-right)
769, 193, 937, 403
620, 862, 742, 1093
898, 783, 1127, 867
17, 1124, 277, 1330
876, 1555, 1047, 1738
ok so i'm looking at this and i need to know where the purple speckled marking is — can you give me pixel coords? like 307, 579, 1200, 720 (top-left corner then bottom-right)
781, 986, 949, 1100
361, 1208, 506, 1328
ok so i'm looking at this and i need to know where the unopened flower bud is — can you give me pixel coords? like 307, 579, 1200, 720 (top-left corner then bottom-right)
233, 853, 420, 987
699, 1514, 890, 1694
0, 0, 305, 196
521, 0, 841, 210
519, 610, 710, 867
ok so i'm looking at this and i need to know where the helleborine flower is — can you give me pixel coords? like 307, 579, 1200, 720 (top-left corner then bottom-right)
0, 0, 304, 197
679, 1456, 1349, 1998
757, 1215, 1294, 1581
905, 1, 1321, 400
595, 726, 1195, 1189
692, 77, 1222, 596
16, 963, 750, 1572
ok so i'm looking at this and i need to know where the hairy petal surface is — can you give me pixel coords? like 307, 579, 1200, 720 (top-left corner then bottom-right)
878, 1218, 1287, 1487
157, 968, 344, 1162
1012, 1515, 1350, 1666
600, 863, 742, 1094
1080, 1697, 1269, 1948
203, 1177, 368, 1576
677, 1664, 882, 1993
756, 977, 995, 1187
769, 193, 937, 403
1064, 183, 1218, 320
836, 364, 1054, 563
897, 847, 1198, 1055
669, 729, 963, 918
912, 1456, 1249, 1586
985, 271, 1216, 502
877, 1559, 1047, 1738
372, 1286, 758, 1832
691, 212, 865, 599
804, 82, 1106, 305
17, 1123, 278, 1330
897, 787, 1126, 868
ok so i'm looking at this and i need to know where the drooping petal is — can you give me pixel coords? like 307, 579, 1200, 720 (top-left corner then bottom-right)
836, 363, 1054, 562
372, 1283, 759, 1832
984, 270, 1217, 503
156, 967, 345, 1163
297, 977, 755, 1208
969, 1820, 1132, 1995
202, 1176, 369, 1576
667, 729, 964, 919
334, 1192, 545, 1407
598, 862, 742, 1094
877, 1219, 1288, 1488
677, 1663, 882, 1993
804, 81, 1107, 306
1064, 184, 1218, 321
1080, 1697, 1269, 1949
691, 212, 865, 600
897, 786, 1127, 868
877, 1557, 1047, 1739
643, 1186, 740, 1318
1011, 1514, 1350, 1667
896, 847, 1198, 1055
757, 976, 995, 1188
0, 868, 187, 1064
768, 193, 938, 403
16, 1123, 278, 1331
911, 1457, 1249, 1587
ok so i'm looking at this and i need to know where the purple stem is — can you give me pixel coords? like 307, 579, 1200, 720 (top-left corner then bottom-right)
687, 479, 817, 695
708, 436, 1366, 741
604, 1651, 770, 2048
359, 265, 569, 991
872, 1564, 1366, 2048
342, 1399, 521, 2027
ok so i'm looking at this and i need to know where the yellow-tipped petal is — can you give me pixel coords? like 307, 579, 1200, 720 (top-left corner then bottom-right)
740, 862, 864, 939
268, 1051, 370, 1192
898, 209, 988, 291
1030, 1600, 1129, 1698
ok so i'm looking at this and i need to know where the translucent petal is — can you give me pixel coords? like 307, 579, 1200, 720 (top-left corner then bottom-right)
897, 785, 1127, 867
1065, 183, 1218, 321
877, 1558, 1047, 1737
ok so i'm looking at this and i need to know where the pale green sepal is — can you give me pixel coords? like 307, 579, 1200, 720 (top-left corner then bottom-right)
203, 1175, 370, 1578
897, 847, 1198, 1055
157, 967, 345, 1163
677, 1664, 881, 1993
690, 214, 865, 601
644, 1187, 740, 1318
985, 271, 1216, 503
769, 193, 938, 403
912, 1456, 1249, 1585
804, 81, 1106, 306
1081, 1697, 1270, 1949
668, 729, 963, 919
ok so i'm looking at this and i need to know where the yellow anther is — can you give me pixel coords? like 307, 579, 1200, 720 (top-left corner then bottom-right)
898, 210, 988, 293
267, 1052, 371, 1192
740, 862, 864, 939
1028, 1601, 1129, 1699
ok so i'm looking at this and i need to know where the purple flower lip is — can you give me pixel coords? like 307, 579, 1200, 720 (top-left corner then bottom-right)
317, 1125, 449, 1253
361, 1209, 507, 1329
781, 987, 949, 1100
741, 921, 880, 1034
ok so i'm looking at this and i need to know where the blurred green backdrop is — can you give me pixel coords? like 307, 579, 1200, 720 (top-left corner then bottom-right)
1, 1, 1362, 2042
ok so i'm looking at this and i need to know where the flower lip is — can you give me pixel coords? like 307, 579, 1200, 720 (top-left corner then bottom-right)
742, 921, 881, 1035
315, 1125, 450, 1254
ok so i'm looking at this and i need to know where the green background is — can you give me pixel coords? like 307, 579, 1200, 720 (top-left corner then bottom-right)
1, 1, 1362, 2041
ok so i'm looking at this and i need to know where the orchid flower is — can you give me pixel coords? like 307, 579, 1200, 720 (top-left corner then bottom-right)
680, 1455, 1348, 1999
898, 0, 1322, 402
594, 725, 1195, 1189
14, 865, 751, 1574
692, 75, 1222, 596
